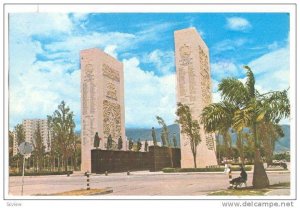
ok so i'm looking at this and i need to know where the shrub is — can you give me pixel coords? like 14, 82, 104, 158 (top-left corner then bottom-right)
162, 166, 252, 173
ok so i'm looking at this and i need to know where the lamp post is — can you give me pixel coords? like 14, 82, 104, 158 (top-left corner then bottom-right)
18, 142, 33, 196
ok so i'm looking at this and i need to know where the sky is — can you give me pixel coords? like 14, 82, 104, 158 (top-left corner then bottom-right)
9, 13, 290, 130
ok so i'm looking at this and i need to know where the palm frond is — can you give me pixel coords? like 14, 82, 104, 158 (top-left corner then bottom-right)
201, 101, 237, 133
218, 78, 249, 107
244, 66, 256, 98
259, 89, 290, 123
232, 104, 255, 131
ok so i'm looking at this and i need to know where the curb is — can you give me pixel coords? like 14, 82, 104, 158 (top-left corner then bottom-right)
90, 188, 113, 195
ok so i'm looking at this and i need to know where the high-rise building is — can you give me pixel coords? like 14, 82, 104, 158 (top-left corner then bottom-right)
22, 119, 51, 152
80, 48, 126, 172
174, 27, 217, 168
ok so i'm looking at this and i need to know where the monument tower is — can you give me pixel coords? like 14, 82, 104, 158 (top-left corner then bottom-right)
174, 28, 217, 168
80, 48, 126, 172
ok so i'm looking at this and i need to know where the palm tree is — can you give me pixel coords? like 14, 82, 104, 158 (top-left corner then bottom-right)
201, 66, 289, 188
201, 101, 237, 161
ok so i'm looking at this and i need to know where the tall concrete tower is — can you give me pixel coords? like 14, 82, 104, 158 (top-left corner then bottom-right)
174, 28, 217, 168
80, 48, 126, 172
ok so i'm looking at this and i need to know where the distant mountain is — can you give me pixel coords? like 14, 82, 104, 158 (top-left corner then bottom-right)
76, 124, 290, 152
274, 125, 290, 153
125, 124, 290, 153
126, 124, 180, 145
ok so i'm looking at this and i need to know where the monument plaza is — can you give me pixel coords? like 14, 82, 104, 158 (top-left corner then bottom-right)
81, 27, 217, 172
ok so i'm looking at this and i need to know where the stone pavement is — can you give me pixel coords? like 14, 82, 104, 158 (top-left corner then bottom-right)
8, 170, 290, 196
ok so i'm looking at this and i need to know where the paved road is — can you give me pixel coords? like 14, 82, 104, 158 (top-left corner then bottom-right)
8, 171, 290, 196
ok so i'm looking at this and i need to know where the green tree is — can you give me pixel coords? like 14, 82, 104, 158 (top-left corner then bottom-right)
14, 124, 25, 145
151, 127, 157, 146
201, 66, 289, 188
9, 131, 14, 160
47, 101, 76, 172
156, 116, 169, 146
32, 123, 45, 172
128, 139, 133, 151
69, 132, 80, 171
258, 122, 284, 165
236, 131, 245, 164
176, 103, 201, 168
136, 139, 142, 152
13, 124, 26, 172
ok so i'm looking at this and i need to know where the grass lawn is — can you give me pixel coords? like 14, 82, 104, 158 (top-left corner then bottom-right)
208, 182, 290, 196
266, 168, 289, 171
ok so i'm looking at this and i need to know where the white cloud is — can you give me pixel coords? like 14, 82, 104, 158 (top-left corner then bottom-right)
248, 46, 289, 93
211, 61, 240, 81
9, 60, 80, 129
186, 19, 205, 38
123, 57, 176, 128
211, 78, 219, 93
8, 13, 81, 129
212, 92, 222, 103
143, 49, 175, 75
9, 13, 73, 36
9, 13, 182, 130
210, 46, 289, 100
45, 32, 135, 53
135, 22, 176, 42
226, 17, 252, 31
71, 13, 89, 22
267, 41, 279, 50
212, 38, 247, 54
104, 45, 118, 59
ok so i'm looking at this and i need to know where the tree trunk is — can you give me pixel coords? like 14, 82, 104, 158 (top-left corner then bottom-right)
252, 149, 270, 188
72, 154, 77, 171
193, 153, 197, 168
223, 132, 231, 159
64, 156, 68, 172
237, 132, 245, 165
241, 136, 245, 165
58, 156, 60, 172
17, 159, 19, 173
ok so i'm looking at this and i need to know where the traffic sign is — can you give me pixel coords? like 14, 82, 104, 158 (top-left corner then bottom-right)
18, 142, 33, 155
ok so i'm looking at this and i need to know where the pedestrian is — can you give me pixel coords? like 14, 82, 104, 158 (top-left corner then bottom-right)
224, 164, 233, 189
229, 165, 247, 188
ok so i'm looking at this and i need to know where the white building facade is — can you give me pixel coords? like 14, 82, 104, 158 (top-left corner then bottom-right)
22, 119, 51, 153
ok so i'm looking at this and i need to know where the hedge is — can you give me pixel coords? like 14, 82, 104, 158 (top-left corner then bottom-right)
9, 171, 73, 176
162, 166, 252, 173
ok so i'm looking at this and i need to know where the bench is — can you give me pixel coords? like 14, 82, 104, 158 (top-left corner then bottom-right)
230, 176, 247, 189
233, 179, 247, 188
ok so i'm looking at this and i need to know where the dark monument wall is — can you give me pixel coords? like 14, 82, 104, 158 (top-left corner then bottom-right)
149, 146, 181, 172
91, 146, 181, 173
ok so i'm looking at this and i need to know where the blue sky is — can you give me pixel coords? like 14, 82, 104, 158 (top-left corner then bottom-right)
9, 13, 290, 130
